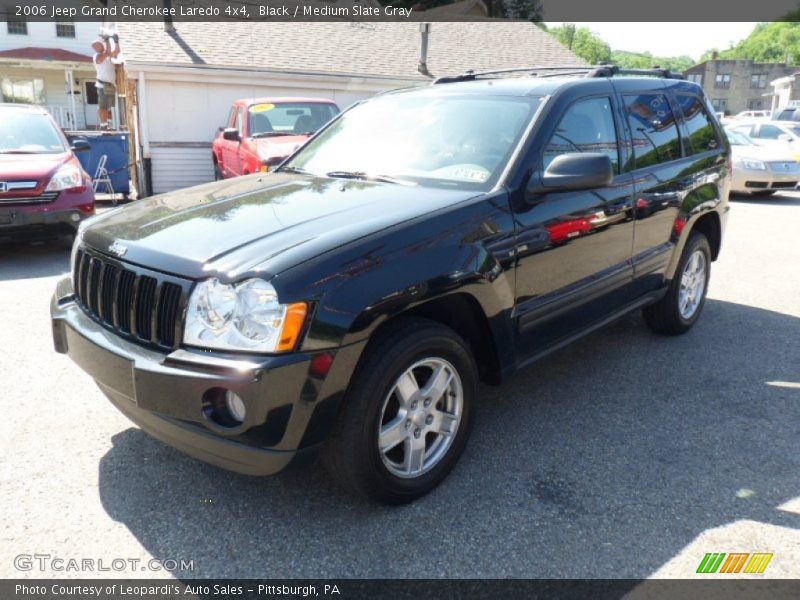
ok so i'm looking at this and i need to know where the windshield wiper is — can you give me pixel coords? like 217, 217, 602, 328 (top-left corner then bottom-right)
325, 171, 414, 186
250, 132, 295, 139
278, 166, 313, 176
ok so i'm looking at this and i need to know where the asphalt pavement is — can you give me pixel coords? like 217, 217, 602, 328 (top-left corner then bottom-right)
1, 192, 799, 579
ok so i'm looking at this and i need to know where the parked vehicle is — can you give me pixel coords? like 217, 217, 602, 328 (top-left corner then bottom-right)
0, 104, 95, 243
729, 120, 800, 161
733, 109, 770, 120
211, 98, 339, 179
51, 66, 730, 503
773, 106, 800, 122
726, 128, 800, 196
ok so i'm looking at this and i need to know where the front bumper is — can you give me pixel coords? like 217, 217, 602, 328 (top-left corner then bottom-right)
731, 167, 800, 193
0, 203, 92, 239
50, 274, 359, 476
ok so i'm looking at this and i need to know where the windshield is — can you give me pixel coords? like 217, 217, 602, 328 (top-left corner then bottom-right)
725, 129, 754, 145
248, 102, 339, 137
0, 109, 66, 154
282, 93, 542, 190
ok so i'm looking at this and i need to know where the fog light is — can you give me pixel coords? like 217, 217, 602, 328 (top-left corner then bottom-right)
202, 387, 246, 428
225, 391, 246, 423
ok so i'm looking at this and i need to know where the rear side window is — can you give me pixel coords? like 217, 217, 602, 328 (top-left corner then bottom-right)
623, 94, 681, 169
543, 96, 619, 173
674, 95, 720, 154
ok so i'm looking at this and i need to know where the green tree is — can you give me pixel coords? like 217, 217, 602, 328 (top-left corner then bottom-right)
708, 22, 800, 63
611, 50, 694, 72
549, 24, 611, 64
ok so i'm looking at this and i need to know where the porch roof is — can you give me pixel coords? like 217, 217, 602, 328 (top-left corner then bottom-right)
0, 47, 92, 63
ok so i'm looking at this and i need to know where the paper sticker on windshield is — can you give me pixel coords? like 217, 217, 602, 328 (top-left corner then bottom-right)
250, 103, 275, 113
451, 167, 489, 182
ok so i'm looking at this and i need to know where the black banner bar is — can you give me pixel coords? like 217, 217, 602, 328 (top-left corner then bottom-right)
0, 0, 798, 22
3, 580, 800, 600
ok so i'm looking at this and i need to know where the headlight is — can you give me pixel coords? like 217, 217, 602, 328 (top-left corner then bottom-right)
46, 163, 84, 191
184, 278, 307, 353
741, 159, 766, 170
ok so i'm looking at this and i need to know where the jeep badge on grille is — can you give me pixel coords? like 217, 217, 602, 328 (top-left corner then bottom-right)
108, 242, 127, 257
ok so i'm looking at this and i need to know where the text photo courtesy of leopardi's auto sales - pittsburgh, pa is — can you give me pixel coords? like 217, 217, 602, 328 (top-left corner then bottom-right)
1, 1, 800, 599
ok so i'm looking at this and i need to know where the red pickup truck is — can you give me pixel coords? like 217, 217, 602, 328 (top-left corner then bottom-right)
212, 97, 339, 179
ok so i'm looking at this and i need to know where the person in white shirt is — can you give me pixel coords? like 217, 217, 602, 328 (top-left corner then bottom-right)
92, 36, 121, 130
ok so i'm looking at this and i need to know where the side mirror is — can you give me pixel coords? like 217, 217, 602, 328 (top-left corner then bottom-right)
528, 153, 614, 196
778, 133, 793, 142
223, 127, 241, 142
70, 139, 91, 153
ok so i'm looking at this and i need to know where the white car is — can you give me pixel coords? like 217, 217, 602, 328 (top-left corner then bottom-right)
726, 128, 800, 196
728, 121, 800, 159
733, 110, 770, 120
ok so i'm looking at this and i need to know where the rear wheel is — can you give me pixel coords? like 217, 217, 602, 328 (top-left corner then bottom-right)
322, 318, 476, 504
643, 231, 711, 335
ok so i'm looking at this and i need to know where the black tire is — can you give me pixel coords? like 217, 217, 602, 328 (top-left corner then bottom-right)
643, 231, 711, 335
750, 190, 776, 197
322, 317, 476, 504
213, 162, 223, 181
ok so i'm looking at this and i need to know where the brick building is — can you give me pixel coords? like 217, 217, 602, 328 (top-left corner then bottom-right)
683, 59, 800, 116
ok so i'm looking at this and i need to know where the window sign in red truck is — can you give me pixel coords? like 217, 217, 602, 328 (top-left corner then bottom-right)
212, 98, 339, 179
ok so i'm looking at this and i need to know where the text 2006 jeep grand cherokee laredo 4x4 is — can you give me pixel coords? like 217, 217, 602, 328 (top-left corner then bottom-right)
52, 66, 730, 503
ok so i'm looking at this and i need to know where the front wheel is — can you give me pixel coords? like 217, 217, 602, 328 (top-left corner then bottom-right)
643, 231, 711, 335
322, 318, 476, 504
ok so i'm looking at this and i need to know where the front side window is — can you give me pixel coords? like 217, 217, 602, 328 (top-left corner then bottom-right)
283, 93, 542, 190
247, 102, 339, 137
0, 109, 66, 154
756, 124, 784, 140
623, 93, 681, 169
673, 95, 719, 155
235, 107, 244, 134
543, 96, 619, 173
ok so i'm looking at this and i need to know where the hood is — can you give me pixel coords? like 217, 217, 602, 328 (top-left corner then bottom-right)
0, 152, 69, 183
82, 173, 479, 280
731, 144, 800, 162
253, 136, 308, 161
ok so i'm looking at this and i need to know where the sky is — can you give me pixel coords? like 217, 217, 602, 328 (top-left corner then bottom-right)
546, 23, 759, 61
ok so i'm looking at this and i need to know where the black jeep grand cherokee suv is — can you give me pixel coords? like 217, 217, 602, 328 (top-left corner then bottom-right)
52, 67, 730, 503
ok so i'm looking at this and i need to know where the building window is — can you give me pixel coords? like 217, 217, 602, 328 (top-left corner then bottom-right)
714, 74, 731, 89
55, 21, 75, 38
747, 99, 764, 110
687, 73, 703, 85
750, 74, 768, 89
6, 18, 27, 35
712, 98, 728, 112
1, 77, 46, 104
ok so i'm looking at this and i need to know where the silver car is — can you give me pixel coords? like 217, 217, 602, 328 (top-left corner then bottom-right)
727, 129, 800, 197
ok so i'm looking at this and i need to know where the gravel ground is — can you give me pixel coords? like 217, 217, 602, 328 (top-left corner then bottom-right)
1, 192, 799, 580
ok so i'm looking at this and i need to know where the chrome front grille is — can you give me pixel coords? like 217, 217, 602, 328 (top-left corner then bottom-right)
72, 246, 190, 350
0, 191, 58, 204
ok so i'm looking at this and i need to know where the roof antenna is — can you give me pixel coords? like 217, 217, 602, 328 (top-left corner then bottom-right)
418, 23, 432, 77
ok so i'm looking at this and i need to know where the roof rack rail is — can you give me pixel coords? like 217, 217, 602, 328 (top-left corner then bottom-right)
432, 64, 685, 84
432, 65, 594, 84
